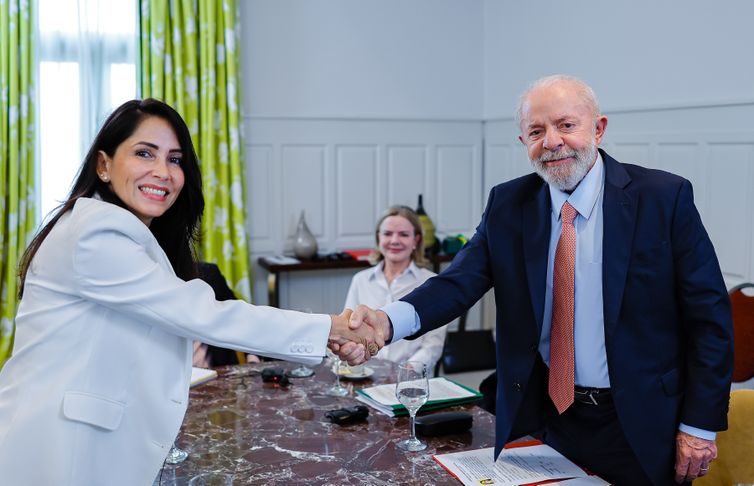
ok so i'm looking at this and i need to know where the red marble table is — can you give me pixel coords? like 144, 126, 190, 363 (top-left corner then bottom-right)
155, 359, 495, 485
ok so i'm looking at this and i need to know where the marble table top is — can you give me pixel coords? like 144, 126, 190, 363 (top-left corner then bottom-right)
155, 359, 496, 485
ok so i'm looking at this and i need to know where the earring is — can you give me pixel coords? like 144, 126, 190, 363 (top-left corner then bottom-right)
100, 173, 109, 182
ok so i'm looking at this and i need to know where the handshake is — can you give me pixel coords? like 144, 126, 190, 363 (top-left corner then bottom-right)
327, 305, 392, 365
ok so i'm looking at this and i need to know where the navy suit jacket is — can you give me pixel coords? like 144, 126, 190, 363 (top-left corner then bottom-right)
404, 150, 733, 484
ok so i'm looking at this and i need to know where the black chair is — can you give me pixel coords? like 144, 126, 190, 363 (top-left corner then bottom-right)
478, 371, 497, 414
197, 262, 242, 367
437, 318, 496, 376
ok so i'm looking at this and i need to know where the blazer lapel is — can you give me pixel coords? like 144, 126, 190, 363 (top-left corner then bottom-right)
601, 151, 637, 337
522, 182, 551, 335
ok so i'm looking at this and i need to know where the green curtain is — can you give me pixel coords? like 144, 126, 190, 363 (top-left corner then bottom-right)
0, 0, 35, 365
139, 0, 252, 301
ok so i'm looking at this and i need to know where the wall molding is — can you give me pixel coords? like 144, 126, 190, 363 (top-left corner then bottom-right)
245, 114, 483, 123
244, 116, 487, 328
243, 103, 754, 328
484, 97, 754, 123
245, 95, 754, 129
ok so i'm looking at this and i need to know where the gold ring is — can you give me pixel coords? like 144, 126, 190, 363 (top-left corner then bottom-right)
367, 342, 379, 357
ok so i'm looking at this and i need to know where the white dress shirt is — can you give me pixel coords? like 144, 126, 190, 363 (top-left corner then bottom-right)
345, 261, 447, 373
542, 154, 607, 387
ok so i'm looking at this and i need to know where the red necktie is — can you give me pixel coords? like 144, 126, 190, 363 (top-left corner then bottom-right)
549, 201, 578, 414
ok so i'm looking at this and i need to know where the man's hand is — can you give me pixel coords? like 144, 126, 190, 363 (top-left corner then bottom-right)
329, 304, 393, 365
328, 309, 384, 365
349, 304, 393, 341
674, 431, 717, 483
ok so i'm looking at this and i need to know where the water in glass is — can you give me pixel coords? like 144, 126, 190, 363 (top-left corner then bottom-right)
325, 348, 350, 397
395, 361, 429, 452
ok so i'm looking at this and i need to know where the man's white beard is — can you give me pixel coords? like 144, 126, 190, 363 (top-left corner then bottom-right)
531, 142, 597, 192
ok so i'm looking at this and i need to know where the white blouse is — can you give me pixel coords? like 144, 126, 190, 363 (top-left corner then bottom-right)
344, 261, 448, 374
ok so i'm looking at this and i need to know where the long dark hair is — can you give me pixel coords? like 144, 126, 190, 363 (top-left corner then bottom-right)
19, 98, 205, 295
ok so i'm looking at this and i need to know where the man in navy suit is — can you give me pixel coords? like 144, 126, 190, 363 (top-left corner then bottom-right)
344, 75, 733, 485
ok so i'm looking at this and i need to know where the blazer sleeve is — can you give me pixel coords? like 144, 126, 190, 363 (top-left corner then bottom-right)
71, 207, 330, 365
403, 189, 496, 335
672, 180, 734, 430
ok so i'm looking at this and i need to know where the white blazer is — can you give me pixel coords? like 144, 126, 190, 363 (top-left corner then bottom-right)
0, 197, 331, 485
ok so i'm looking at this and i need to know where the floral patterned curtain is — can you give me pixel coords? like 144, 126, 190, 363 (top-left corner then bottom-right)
0, 0, 36, 365
139, 0, 252, 300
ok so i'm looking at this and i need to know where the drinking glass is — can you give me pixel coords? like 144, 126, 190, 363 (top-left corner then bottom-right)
164, 442, 188, 464
287, 363, 315, 378
325, 348, 349, 397
395, 361, 429, 451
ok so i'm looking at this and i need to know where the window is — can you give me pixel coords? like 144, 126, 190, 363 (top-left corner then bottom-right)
37, 0, 136, 220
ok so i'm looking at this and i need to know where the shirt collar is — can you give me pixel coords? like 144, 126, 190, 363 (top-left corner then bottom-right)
549, 151, 605, 221
369, 260, 420, 282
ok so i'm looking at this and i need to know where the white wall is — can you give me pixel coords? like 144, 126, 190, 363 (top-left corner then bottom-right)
483, 0, 754, 118
482, 0, 754, 289
240, 0, 487, 326
243, 0, 483, 119
239, 0, 754, 324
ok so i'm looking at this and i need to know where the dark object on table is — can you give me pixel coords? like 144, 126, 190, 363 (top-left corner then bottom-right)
325, 405, 369, 425
261, 367, 290, 386
442, 234, 468, 255
311, 251, 354, 262
415, 412, 473, 436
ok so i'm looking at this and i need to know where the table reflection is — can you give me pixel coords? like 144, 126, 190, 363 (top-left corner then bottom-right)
155, 359, 495, 485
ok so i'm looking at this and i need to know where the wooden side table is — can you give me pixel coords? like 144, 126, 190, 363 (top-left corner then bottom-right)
257, 254, 455, 308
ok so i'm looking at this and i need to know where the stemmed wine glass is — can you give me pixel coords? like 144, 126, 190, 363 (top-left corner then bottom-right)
287, 363, 315, 378
325, 349, 350, 397
165, 442, 188, 464
395, 361, 429, 452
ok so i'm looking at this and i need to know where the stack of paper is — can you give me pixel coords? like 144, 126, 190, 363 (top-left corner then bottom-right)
355, 376, 482, 417
262, 255, 301, 265
433, 441, 609, 486
190, 367, 218, 388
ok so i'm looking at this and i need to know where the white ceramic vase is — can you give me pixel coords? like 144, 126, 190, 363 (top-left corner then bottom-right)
293, 211, 318, 259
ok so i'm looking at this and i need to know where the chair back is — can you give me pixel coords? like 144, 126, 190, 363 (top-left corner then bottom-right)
694, 389, 754, 486
730, 283, 754, 382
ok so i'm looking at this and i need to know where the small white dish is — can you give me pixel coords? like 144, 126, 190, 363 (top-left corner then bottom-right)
337, 366, 375, 380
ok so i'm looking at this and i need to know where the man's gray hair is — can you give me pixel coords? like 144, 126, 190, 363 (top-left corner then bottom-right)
515, 74, 600, 126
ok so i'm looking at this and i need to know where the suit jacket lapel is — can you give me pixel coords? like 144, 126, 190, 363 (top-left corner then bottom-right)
601, 150, 637, 337
522, 182, 551, 336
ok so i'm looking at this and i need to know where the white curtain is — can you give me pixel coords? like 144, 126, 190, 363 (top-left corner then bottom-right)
37, 0, 136, 219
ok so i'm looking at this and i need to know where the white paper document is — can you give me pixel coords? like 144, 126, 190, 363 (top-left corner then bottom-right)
190, 367, 218, 387
362, 376, 476, 406
434, 444, 609, 486
551, 478, 611, 485
263, 255, 300, 265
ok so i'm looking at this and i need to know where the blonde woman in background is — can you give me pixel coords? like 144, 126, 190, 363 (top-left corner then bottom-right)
344, 206, 448, 374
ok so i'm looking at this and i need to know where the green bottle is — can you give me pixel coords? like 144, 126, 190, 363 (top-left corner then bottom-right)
416, 194, 437, 253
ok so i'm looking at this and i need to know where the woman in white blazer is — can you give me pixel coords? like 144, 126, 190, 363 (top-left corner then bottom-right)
0, 99, 379, 485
